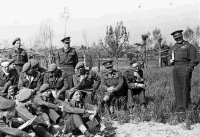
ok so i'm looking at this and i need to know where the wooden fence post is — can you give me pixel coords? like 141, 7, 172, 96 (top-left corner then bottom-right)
158, 38, 162, 67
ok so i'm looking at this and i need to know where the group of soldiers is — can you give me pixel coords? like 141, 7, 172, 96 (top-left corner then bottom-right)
0, 36, 146, 137
0, 29, 199, 137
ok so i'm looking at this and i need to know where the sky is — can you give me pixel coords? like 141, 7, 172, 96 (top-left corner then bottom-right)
0, 0, 199, 48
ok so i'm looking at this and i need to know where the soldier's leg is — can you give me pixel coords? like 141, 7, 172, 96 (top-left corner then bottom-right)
32, 125, 53, 137
138, 88, 146, 105
183, 66, 192, 110
14, 65, 23, 76
173, 66, 184, 112
48, 109, 61, 123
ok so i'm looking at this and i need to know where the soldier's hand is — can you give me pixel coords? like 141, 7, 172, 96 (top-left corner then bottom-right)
28, 132, 36, 137
59, 106, 64, 111
89, 114, 96, 121
137, 83, 145, 88
170, 59, 174, 64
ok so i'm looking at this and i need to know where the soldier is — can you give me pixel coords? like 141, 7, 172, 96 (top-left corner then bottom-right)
99, 60, 124, 116
71, 62, 101, 104
56, 37, 78, 89
0, 99, 32, 137
170, 30, 199, 113
18, 60, 44, 95
8, 38, 28, 75
33, 84, 63, 127
15, 88, 55, 137
43, 64, 69, 100
62, 89, 109, 137
123, 60, 146, 114
0, 60, 18, 98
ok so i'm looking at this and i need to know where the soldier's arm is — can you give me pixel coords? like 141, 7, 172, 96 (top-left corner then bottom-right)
56, 51, 60, 67
101, 73, 109, 91
43, 73, 49, 84
63, 103, 85, 114
24, 51, 28, 63
34, 95, 59, 110
114, 72, 124, 92
73, 50, 79, 68
188, 44, 199, 72
92, 71, 101, 91
33, 73, 44, 93
73, 74, 82, 89
0, 126, 29, 137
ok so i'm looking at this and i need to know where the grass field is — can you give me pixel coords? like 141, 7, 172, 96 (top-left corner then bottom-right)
97, 63, 200, 126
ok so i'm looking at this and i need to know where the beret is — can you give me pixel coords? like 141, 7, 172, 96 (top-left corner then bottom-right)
22, 62, 31, 73
75, 62, 85, 69
171, 30, 183, 39
12, 38, 21, 45
38, 84, 50, 93
1, 61, 9, 67
16, 88, 32, 102
102, 60, 113, 68
61, 37, 70, 43
47, 64, 57, 72
30, 59, 39, 68
0, 99, 16, 110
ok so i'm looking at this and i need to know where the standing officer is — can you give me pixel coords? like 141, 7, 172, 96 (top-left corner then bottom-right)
8, 38, 28, 75
56, 37, 78, 89
99, 60, 124, 116
170, 30, 199, 113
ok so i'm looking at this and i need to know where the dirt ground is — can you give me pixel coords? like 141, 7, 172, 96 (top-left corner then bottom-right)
110, 121, 200, 137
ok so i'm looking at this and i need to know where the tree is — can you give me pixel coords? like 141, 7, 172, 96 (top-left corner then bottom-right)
60, 7, 70, 37
183, 26, 194, 42
104, 21, 129, 68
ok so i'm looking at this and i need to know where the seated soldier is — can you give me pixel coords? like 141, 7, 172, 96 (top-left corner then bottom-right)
43, 63, 69, 100
15, 88, 55, 137
18, 60, 44, 95
71, 62, 101, 104
0, 60, 18, 98
0, 99, 33, 137
33, 84, 63, 127
123, 60, 146, 114
62, 89, 109, 137
99, 60, 124, 117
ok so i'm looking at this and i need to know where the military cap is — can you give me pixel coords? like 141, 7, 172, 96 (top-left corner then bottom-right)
61, 37, 70, 43
12, 38, 21, 45
1, 61, 9, 67
30, 59, 39, 68
38, 84, 50, 93
47, 63, 57, 72
8, 59, 15, 66
102, 60, 113, 68
0, 99, 16, 110
16, 88, 32, 102
75, 62, 85, 69
171, 30, 183, 39
22, 62, 31, 73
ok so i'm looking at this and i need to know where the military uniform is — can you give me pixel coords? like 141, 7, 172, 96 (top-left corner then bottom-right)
101, 69, 124, 103
73, 62, 101, 104
18, 62, 44, 94
0, 100, 29, 137
63, 90, 101, 135
123, 68, 146, 108
43, 65, 69, 100
8, 48, 28, 76
15, 88, 53, 137
56, 37, 78, 89
171, 30, 199, 112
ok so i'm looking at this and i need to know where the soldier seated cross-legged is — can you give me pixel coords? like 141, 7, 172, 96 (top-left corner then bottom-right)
99, 60, 125, 118
43, 64, 70, 101
61, 89, 110, 137
18, 59, 45, 96
123, 60, 147, 115
70, 62, 101, 104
